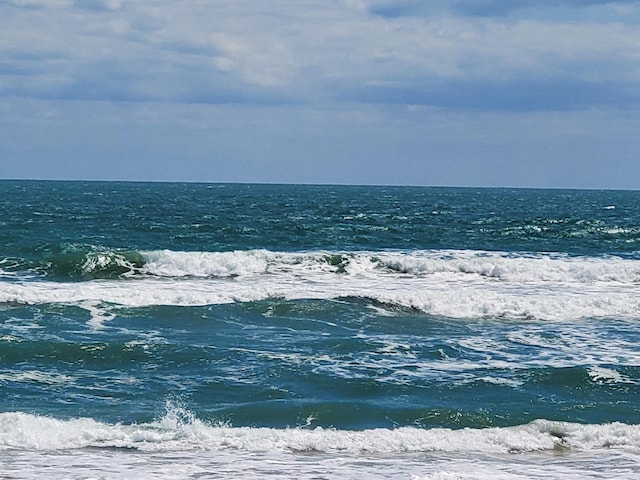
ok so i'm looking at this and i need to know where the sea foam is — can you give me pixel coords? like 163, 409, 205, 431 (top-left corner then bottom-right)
137, 249, 640, 284
1, 405, 638, 455
3, 249, 640, 321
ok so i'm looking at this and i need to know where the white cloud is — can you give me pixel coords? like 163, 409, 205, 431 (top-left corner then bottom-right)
0, 0, 639, 109
75, 0, 123, 11
0, 0, 636, 188
7, 0, 73, 8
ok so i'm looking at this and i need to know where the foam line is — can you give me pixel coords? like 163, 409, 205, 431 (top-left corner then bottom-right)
1, 406, 638, 454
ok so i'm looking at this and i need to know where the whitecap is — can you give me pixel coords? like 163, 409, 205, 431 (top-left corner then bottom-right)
587, 366, 636, 385
1, 407, 639, 455
2, 249, 640, 321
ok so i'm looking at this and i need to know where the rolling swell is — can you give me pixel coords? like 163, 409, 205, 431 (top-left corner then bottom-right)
2, 300, 639, 429
1, 245, 145, 280
46, 247, 146, 280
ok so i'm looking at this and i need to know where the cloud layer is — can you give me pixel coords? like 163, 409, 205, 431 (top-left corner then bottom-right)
2, 0, 639, 110
1, 1, 639, 187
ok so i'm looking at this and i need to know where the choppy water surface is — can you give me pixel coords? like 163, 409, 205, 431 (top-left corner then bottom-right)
1, 181, 639, 479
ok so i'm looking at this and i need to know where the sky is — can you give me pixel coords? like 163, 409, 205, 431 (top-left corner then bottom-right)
1, 0, 639, 188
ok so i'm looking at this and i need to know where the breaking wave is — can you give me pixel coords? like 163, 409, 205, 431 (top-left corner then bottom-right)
140, 249, 640, 283
1, 403, 638, 455
3, 248, 640, 320
5, 247, 640, 282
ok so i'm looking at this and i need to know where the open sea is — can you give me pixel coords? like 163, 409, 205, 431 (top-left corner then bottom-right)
0, 180, 639, 479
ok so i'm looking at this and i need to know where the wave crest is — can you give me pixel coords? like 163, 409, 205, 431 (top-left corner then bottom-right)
139, 249, 640, 284
1, 405, 638, 454
6, 247, 640, 284
3, 249, 640, 320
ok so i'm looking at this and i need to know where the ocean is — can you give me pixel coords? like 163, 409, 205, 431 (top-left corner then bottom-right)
0, 180, 638, 479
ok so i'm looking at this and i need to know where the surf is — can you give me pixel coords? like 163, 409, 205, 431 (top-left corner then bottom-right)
3, 249, 640, 321
1, 403, 639, 455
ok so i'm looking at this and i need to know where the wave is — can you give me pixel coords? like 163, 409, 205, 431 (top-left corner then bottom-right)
0, 404, 638, 455
1, 246, 144, 280
3, 249, 640, 320
138, 249, 640, 284
4, 247, 640, 283
4, 246, 640, 283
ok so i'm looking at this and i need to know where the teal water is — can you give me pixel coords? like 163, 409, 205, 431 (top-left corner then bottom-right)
3, 181, 640, 256
1, 181, 639, 479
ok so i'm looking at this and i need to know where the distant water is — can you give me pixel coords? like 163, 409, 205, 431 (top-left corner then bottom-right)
1, 181, 639, 479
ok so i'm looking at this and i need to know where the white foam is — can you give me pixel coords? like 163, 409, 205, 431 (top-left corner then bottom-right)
80, 300, 116, 330
2, 249, 640, 321
459, 376, 525, 388
139, 249, 640, 284
3, 447, 634, 480
141, 249, 270, 277
80, 250, 140, 277
587, 366, 636, 385
0, 370, 75, 385
0, 406, 638, 480
0, 406, 638, 456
